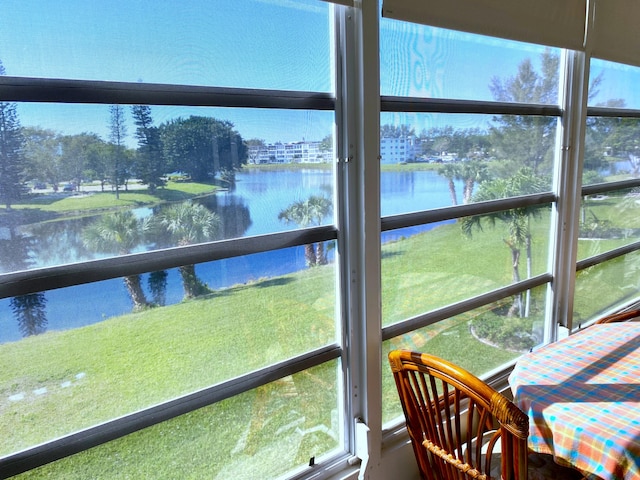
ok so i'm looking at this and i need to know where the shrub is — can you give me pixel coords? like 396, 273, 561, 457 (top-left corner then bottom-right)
471, 312, 538, 352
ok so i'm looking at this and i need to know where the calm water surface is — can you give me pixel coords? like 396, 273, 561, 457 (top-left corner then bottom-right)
0, 168, 458, 343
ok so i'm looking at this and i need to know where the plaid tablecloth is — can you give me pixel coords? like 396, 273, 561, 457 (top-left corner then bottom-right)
509, 323, 640, 480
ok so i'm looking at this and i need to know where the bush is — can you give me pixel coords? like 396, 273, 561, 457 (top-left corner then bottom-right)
471, 312, 539, 352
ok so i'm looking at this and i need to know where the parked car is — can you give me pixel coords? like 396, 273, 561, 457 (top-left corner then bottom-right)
63, 184, 75, 192
33, 182, 47, 190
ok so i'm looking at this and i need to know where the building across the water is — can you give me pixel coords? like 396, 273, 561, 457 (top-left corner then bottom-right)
380, 135, 418, 164
248, 140, 333, 164
249, 136, 420, 165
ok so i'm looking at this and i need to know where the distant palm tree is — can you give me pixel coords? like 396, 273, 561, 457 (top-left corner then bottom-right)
461, 168, 548, 317
82, 210, 151, 310
438, 161, 489, 206
157, 201, 220, 299
437, 163, 460, 206
459, 161, 489, 204
278, 195, 332, 266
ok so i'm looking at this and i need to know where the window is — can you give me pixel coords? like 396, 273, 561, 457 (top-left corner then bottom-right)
379, 19, 561, 389
1, 1, 344, 478
573, 59, 640, 322
3, 1, 640, 479
378, 0, 640, 442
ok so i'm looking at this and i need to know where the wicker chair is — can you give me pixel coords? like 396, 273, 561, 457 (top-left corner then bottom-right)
594, 308, 640, 324
388, 350, 584, 480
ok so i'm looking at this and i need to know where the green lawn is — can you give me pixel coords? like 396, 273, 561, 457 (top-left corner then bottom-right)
10, 181, 220, 216
5, 195, 640, 477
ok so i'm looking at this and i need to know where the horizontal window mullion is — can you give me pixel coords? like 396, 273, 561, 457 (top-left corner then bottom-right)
587, 106, 640, 118
0, 76, 335, 110
0, 226, 337, 299
0, 344, 342, 479
577, 240, 640, 271
381, 273, 552, 342
581, 178, 640, 196
381, 193, 556, 232
381, 95, 562, 116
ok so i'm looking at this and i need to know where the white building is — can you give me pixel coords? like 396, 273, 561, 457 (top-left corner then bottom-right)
380, 135, 417, 164
248, 140, 333, 164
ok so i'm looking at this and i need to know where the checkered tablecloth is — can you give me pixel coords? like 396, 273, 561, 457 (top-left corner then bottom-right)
509, 323, 640, 480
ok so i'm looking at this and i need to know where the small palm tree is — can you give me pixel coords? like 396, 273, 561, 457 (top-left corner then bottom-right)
157, 201, 220, 299
437, 163, 460, 206
278, 195, 332, 266
438, 161, 489, 206
459, 161, 489, 204
461, 168, 548, 317
82, 210, 151, 310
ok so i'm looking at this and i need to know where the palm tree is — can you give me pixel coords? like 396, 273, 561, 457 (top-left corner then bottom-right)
437, 163, 460, 206
82, 210, 151, 310
157, 201, 220, 299
278, 195, 332, 266
460, 161, 489, 204
438, 161, 489, 206
461, 168, 548, 317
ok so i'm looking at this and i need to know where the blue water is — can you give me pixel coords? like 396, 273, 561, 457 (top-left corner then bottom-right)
0, 169, 459, 343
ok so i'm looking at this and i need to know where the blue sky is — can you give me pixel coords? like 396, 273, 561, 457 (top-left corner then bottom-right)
2, 0, 640, 146
2, 0, 333, 144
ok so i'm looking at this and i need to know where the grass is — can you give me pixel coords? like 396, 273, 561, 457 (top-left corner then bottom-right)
6, 175, 640, 477
9, 181, 220, 217
5, 267, 338, 479
7, 210, 639, 477
381, 210, 556, 324
1, 268, 334, 454
20, 362, 340, 480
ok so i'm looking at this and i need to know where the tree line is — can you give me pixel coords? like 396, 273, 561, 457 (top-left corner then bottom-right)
0, 61, 248, 209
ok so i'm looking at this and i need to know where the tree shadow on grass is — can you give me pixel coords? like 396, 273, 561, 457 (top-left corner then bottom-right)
254, 277, 294, 288
154, 185, 218, 203
154, 189, 197, 202
18, 194, 65, 206
212, 277, 294, 298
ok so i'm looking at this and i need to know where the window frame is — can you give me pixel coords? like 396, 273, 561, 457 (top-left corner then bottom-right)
4, 2, 640, 479
0, 5, 351, 477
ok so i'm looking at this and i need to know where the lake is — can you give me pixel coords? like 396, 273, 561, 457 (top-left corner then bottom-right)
0, 168, 460, 343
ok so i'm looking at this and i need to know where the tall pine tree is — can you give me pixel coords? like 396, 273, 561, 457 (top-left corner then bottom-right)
109, 104, 127, 199
489, 50, 559, 177
0, 61, 25, 209
132, 105, 165, 193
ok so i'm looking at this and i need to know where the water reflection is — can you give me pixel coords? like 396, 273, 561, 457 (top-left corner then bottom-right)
0, 219, 34, 272
8, 195, 254, 272
0, 220, 49, 338
25, 216, 94, 267
0, 168, 334, 341
194, 195, 252, 241
0, 167, 470, 341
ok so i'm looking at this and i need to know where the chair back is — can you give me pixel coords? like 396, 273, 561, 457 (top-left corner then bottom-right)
595, 308, 640, 324
388, 350, 529, 480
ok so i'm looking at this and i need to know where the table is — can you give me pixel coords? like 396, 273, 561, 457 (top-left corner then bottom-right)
509, 323, 640, 480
